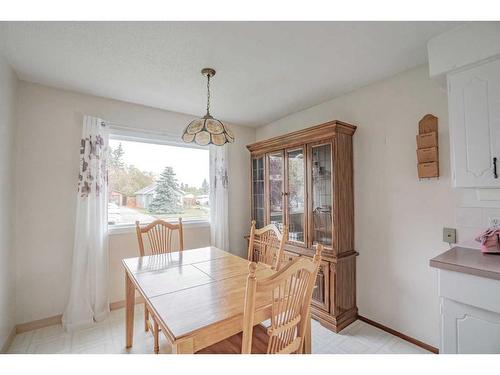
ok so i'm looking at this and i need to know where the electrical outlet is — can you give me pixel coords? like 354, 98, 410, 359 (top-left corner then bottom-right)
443, 227, 456, 244
490, 217, 500, 227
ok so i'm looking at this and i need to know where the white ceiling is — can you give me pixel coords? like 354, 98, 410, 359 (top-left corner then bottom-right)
0, 22, 459, 127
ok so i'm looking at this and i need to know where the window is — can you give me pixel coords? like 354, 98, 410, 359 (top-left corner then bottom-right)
108, 137, 210, 227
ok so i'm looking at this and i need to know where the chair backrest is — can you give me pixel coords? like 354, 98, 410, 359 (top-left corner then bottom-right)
247, 220, 288, 271
135, 218, 184, 256
241, 244, 323, 354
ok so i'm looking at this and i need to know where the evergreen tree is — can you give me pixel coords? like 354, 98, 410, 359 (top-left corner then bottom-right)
108, 143, 154, 199
149, 166, 183, 214
201, 178, 209, 195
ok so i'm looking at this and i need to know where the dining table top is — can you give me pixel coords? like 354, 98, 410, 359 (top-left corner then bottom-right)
122, 246, 275, 349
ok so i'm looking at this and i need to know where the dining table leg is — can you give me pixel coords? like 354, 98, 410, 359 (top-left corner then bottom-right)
303, 311, 312, 354
125, 271, 135, 348
172, 337, 194, 354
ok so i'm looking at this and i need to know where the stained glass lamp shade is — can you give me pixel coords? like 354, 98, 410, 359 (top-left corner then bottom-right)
182, 68, 235, 146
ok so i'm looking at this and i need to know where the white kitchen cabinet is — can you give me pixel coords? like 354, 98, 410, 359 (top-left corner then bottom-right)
439, 270, 500, 353
441, 297, 500, 354
430, 247, 500, 354
448, 59, 500, 188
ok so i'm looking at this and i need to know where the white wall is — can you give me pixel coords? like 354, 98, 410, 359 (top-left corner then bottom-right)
14, 81, 255, 324
257, 65, 456, 347
0, 56, 17, 350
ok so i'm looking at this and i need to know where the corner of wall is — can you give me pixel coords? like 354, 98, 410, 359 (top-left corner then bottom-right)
0, 54, 19, 352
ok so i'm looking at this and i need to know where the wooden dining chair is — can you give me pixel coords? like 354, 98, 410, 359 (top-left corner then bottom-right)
197, 244, 323, 354
135, 218, 184, 353
135, 218, 184, 257
247, 220, 288, 271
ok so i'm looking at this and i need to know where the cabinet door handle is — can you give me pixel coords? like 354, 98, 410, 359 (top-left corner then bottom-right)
494, 157, 498, 179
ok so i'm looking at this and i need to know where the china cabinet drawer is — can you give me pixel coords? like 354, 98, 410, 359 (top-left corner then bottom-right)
282, 250, 300, 264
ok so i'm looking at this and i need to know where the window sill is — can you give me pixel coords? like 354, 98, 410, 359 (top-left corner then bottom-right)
108, 220, 210, 235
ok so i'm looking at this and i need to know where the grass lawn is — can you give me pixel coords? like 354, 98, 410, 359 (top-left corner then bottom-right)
110, 206, 209, 226
135, 206, 209, 220
155, 207, 209, 220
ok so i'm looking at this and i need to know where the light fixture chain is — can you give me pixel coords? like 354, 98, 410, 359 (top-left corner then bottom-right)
206, 73, 211, 115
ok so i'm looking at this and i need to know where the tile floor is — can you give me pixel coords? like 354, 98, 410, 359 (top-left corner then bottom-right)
7, 305, 430, 354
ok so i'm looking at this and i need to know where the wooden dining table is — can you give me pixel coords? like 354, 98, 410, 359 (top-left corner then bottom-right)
122, 246, 312, 354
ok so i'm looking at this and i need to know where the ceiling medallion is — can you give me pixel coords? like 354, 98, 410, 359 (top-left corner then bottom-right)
182, 68, 234, 146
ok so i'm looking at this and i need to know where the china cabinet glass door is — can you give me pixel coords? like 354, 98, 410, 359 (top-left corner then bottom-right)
310, 143, 333, 247
286, 148, 306, 244
251, 156, 265, 228
268, 152, 284, 230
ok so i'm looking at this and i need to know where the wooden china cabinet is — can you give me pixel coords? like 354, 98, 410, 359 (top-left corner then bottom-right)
246, 120, 357, 332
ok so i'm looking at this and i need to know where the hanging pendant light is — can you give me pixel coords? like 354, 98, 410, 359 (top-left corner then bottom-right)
182, 68, 234, 146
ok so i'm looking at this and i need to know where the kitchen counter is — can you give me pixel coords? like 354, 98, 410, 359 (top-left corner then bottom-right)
430, 246, 500, 281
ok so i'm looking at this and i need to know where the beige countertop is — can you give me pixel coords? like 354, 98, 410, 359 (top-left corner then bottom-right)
430, 246, 500, 281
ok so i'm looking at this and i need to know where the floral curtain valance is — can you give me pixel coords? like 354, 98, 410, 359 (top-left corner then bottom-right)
78, 122, 108, 198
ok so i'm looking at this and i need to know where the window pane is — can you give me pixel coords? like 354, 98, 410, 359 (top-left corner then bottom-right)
311, 144, 332, 246
268, 152, 283, 227
108, 138, 210, 226
252, 157, 265, 228
287, 148, 305, 243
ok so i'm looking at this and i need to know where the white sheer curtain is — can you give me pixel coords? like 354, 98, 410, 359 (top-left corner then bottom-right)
209, 144, 229, 250
63, 116, 110, 331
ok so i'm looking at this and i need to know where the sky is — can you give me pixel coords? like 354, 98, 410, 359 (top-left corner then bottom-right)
110, 139, 209, 187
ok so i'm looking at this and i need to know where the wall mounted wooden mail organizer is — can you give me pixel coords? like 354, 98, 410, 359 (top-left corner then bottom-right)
416, 114, 439, 179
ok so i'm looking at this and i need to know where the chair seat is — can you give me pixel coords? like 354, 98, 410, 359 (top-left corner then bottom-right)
197, 324, 269, 354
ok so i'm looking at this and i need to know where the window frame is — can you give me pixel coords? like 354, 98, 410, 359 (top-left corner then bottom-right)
107, 126, 211, 235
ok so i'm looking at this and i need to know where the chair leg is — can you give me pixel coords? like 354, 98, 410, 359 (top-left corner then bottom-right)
153, 319, 159, 354
144, 303, 149, 332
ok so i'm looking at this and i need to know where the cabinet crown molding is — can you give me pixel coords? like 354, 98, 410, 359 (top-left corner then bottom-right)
247, 120, 357, 155
428, 22, 500, 77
